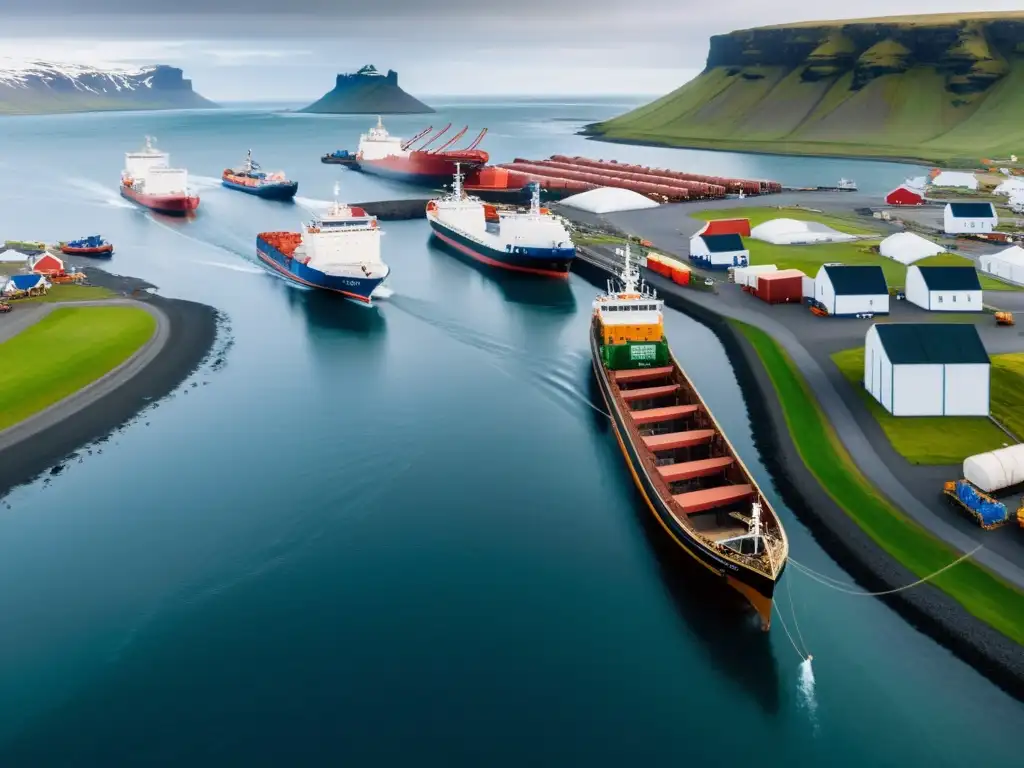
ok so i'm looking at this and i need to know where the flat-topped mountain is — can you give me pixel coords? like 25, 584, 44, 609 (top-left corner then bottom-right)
0, 62, 217, 115
299, 65, 434, 114
585, 12, 1024, 164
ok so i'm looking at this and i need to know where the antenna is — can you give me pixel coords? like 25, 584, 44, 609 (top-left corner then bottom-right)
614, 241, 638, 293
453, 162, 463, 198
748, 501, 763, 554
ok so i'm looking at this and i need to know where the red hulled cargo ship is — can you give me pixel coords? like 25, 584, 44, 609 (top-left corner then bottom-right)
120, 137, 199, 216
344, 117, 489, 186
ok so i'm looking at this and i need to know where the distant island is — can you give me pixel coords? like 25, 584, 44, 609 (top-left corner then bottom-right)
584, 12, 1024, 165
0, 62, 217, 115
299, 65, 434, 114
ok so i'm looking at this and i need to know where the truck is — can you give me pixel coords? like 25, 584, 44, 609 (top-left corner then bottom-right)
947, 445, 1024, 530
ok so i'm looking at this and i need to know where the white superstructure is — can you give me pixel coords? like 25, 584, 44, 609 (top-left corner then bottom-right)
294, 183, 389, 281
592, 242, 663, 325
122, 136, 191, 195
427, 166, 574, 252
356, 116, 408, 161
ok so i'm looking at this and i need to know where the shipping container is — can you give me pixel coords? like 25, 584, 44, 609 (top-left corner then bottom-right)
733, 264, 777, 288
755, 269, 805, 304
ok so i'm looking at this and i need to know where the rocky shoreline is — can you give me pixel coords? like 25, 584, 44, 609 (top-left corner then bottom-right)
0, 268, 219, 499
571, 256, 1024, 703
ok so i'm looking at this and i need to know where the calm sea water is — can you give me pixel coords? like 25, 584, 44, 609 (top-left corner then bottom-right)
0, 98, 1017, 765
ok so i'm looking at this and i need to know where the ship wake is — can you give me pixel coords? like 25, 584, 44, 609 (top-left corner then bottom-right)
797, 658, 819, 731
67, 177, 135, 209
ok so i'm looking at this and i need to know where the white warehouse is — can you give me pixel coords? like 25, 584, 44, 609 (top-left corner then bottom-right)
864, 323, 990, 416
943, 202, 997, 235
814, 264, 889, 316
905, 265, 982, 311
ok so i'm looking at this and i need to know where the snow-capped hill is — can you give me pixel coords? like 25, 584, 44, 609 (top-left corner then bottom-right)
0, 60, 217, 115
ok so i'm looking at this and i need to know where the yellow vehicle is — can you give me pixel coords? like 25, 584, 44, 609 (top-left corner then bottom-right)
995, 311, 1015, 326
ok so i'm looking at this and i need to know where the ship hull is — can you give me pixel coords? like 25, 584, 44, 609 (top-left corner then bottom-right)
222, 178, 298, 201
589, 325, 782, 628
256, 236, 388, 304
427, 215, 575, 278
60, 244, 113, 257
120, 185, 200, 216
357, 152, 485, 186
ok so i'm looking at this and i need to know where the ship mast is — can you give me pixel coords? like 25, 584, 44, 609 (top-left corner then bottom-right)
529, 181, 541, 217
614, 242, 640, 294
749, 501, 763, 555
453, 162, 464, 199
246, 149, 253, 174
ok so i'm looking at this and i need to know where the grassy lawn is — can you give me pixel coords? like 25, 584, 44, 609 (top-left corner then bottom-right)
831, 347, 1009, 463
734, 320, 1024, 645
15, 284, 116, 303
691, 207, 1019, 291
0, 306, 156, 430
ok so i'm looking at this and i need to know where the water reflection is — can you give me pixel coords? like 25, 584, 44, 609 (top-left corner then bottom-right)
490, 270, 577, 312
282, 283, 388, 337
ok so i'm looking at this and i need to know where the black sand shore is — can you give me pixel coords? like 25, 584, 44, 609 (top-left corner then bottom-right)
0, 268, 218, 499
571, 256, 1024, 702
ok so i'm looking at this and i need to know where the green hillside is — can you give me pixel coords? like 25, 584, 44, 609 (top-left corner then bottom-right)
588, 13, 1024, 165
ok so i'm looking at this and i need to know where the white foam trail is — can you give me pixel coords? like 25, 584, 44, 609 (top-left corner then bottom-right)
190, 175, 224, 189
372, 285, 395, 299
195, 260, 264, 275
294, 196, 333, 211
797, 658, 818, 731
66, 177, 135, 209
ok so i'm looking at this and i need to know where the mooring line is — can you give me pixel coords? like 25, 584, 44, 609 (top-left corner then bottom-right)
785, 575, 809, 659
788, 545, 983, 597
772, 600, 808, 662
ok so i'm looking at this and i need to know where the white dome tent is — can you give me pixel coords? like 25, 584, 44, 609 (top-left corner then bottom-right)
560, 187, 659, 214
979, 245, 1024, 285
963, 445, 1024, 493
878, 232, 945, 265
749, 218, 856, 245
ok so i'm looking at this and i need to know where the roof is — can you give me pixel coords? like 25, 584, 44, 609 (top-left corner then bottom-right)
879, 232, 944, 264
560, 187, 659, 214
699, 233, 745, 253
822, 264, 888, 295
9, 274, 45, 289
758, 268, 806, 280
992, 245, 1024, 265
886, 185, 924, 198
947, 202, 996, 218
875, 323, 989, 365
700, 218, 751, 237
914, 265, 982, 291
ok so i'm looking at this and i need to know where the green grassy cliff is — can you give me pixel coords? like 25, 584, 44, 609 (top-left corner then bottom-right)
587, 12, 1024, 165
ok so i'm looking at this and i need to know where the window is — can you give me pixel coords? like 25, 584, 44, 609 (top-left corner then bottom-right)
938, 296, 943, 303
953, 295, 957, 302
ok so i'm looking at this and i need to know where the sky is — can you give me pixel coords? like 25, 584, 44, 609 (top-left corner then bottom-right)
2, 2, 1023, 100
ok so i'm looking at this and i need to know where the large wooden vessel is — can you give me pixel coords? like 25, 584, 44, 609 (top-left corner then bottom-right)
590, 245, 788, 629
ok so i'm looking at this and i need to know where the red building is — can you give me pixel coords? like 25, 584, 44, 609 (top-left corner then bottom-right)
28, 253, 65, 276
699, 218, 751, 237
885, 185, 925, 206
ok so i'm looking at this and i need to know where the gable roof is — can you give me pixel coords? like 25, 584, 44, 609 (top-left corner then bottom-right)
9, 274, 45, 289
914, 265, 982, 291
822, 264, 888, 295
947, 202, 996, 218
886, 184, 924, 198
700, 218, 751, 237
699, 233, 745, 253
875, 323, 989, 365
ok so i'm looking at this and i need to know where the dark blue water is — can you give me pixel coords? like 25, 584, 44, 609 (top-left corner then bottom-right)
0, 99, 1017, 765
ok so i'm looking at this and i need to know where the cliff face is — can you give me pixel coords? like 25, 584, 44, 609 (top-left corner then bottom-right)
0, 63, 217, 115
299, 65, 433, 114
588, 13, 1024, 164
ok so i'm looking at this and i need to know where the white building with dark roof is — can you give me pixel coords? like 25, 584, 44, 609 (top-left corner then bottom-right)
905, 265, 982, 311
943, 202, 997, 235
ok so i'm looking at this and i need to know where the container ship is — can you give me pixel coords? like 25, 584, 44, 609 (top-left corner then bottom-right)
120, 136, 200, 216
332, 117, 488, 186
222, 150, 298, 200
426, 166, 576, 278
590, 245, 788, 628
256, 182, 390, 304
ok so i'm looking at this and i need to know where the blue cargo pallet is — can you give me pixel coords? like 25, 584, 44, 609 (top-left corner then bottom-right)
945, 480, 1009, 530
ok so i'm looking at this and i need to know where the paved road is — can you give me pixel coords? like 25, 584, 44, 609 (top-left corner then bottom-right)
573, 200, 1024, 589
0, 299, 170, 453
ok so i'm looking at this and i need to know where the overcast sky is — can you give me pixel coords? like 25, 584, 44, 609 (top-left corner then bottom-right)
2, 2, 1022, 99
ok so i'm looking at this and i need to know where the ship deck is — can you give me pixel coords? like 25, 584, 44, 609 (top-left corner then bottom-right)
601, 331, 787, 576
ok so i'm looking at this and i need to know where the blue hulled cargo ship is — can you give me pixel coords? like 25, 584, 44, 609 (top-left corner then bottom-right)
223, 150, 298, 201
426, 167, 576, 277
256, 183, 390, 305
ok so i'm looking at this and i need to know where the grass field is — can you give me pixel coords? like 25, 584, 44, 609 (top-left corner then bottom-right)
14, 284, 116, 303
734, 320, 1024, 644
832, 346, 1024, 462
691, 207, 1017, 291
0, 306, 156, 431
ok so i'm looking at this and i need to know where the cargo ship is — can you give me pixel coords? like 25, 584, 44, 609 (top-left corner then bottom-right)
222, 150, 298, 200
342, 117, 488, 186
59, 235, 113, 256
590, 245, 788, 629
256, 182, 390, 304
120, 136, 200, 216
426, 166, 576, 278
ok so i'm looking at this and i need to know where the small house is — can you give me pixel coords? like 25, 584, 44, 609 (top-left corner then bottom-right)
930, 171, 979, 191
28, 252, 64, 276
905, 265, 982, 311
864, 323, 990, 416
878, 232, 944, 264
689, 233, 749, 269
979, 245, 1024, 285
7, 273, 50, 296
884, 185, 925, 206
698, 218, 751, 237
943, 202, 997, 235
814, 265, 889, 316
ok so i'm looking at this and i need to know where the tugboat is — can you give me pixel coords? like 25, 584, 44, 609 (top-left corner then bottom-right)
321, 149, 359, 167
426, 165, 576, 277
222, 150, 298, 200
120, 136, 200, 216
256, 182, 390, 305
59, 235, 114, 257
590, 244, 788, 629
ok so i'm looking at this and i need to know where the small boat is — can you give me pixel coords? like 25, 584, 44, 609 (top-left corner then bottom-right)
590, 244, 789, 629
222, 150, 298, 201
837, 178, 858, 191
321, 149, 359, 167
60, 235, 114, 256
